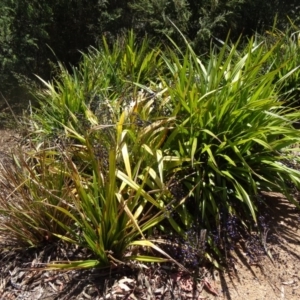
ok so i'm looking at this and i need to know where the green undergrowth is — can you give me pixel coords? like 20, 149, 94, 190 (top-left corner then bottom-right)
1, 29, 300, 271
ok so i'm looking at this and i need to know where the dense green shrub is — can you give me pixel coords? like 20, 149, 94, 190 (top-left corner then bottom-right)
1, 31, 300, 269
135, 31, 300, 261
0, 33, 184, 269
2, 0, 300, 100
0, 0, 100, 97
1, 0, 300, 271
0, 0, 50, 92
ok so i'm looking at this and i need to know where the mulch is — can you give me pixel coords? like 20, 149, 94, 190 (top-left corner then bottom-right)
0, 128, 219, 299
0, 241, 219, 299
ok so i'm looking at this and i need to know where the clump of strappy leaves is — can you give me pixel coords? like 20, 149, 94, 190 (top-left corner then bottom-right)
3, 28, 300, 271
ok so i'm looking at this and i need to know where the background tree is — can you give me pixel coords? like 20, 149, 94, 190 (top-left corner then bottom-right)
1, 0, 300, 102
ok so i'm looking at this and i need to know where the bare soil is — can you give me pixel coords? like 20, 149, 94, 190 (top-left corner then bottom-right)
215, 192, 300, 300
0, 128, 300, 300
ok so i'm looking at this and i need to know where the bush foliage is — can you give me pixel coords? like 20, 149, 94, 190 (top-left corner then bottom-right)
1, 30, 300, 269
1, 0, 300, 272
1, 0, 300, 97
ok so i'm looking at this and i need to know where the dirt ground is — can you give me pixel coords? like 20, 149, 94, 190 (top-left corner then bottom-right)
215, 192, 300, 300
0, 128, 300, 300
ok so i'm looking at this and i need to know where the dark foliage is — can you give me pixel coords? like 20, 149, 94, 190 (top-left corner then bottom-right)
1, 0, 300, 99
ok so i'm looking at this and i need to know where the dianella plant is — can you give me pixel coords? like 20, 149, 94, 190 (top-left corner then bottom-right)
0, 32, 186, 269
1, 28, 300, 269
31, 31, 163, 142
157, 31, 300, 252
